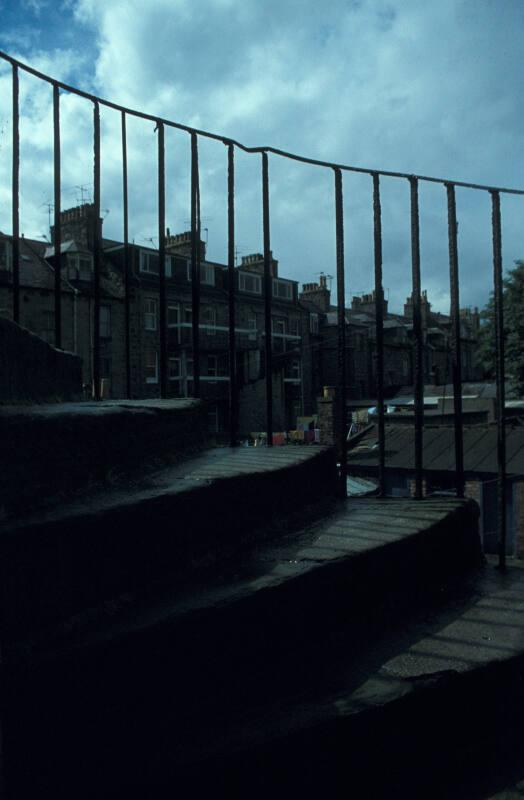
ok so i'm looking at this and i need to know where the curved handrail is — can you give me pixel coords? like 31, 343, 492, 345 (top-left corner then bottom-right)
1, 49, 523, 195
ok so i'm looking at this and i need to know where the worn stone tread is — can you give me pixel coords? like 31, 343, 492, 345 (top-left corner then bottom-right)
8, 496, 475, 663
146, 559, 524, 781
0, 445, 328, 532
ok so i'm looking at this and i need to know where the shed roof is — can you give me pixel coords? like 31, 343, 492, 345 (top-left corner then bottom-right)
347, 424, 524, 477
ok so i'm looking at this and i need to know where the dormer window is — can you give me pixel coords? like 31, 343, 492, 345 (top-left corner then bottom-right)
272, 278, 293, 301
238, 271, 261, 294
140, 251, 158, 275
67, 253, 92, 280
140, 250, 173, 277
186, 262, 215, 286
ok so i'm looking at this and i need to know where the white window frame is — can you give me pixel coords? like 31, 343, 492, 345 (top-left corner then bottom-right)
144, 298, 158, 331
187, 262, 215, 286
140, 251, 158, 275
238, 271, 262, 295
202, 306, 216, 335
248, 317, 257, 340
140, 251, 174, 277
67, 253, 92, 280
272, 278, 293, 301
168, 357, 181, 380
145, 350, 158, 384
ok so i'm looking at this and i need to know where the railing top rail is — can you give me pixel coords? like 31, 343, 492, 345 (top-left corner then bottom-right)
2, 49, 524, 197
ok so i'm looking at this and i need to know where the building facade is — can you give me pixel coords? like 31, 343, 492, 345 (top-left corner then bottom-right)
0, 205, 307, 434
0, 203, 482, 435
299, 281, 481, 401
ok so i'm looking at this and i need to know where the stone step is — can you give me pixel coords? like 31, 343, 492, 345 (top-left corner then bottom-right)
0, 399, 209, 514
153, 558, 524, 799
0, 445, 337, 640
2, 496, 484, 798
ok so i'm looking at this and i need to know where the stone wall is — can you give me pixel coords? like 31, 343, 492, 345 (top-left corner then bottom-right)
0, 316, 82, 403
238, 372, 286, 435
0, 286, 127, 398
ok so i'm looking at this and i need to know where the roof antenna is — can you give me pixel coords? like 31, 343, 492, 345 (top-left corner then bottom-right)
40, 201, 54, 231
142, 236, 157, 247
74, 184, 91, 204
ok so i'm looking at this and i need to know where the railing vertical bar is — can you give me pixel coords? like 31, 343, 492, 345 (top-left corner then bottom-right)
121, 111, 131, 398
373, 173, 385, 496
491, 189, 506, 569
190, 132, 201, 397
53, 82, 62, 349
262, 151, 273, 446
11, 64, 20, 324
157, 121, 167, 398
92, 100, 101, 400
410, 176, 424, 498
227, 142, 238, 446
334, 167, 347, 497
447, 183, 464, 497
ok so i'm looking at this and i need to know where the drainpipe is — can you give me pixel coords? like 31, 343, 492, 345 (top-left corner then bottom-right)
72, 286, 79, 354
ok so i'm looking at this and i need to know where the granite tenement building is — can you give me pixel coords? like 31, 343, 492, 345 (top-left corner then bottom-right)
0, 204, 481, 433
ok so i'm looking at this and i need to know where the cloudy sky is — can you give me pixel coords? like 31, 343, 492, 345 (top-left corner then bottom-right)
0, 0, 523, 314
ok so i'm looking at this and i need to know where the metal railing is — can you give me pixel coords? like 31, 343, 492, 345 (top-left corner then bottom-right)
2, 50, 522, 569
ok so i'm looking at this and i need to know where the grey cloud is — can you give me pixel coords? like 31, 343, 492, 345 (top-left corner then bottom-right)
1, 0, 523, 314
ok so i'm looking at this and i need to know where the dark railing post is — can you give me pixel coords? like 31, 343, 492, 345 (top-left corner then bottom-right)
262, 151, 273, 446
12, 64, 20, 324
410, 176, 424, 499
334, 167, 347, 498
93, 100, 101, 400
227, 142, 238, 446
373, 173, 385, 496
491, 190, 507, 569
121, 111, 131, 398
53, 82, 62, 349
447, 183, 464, 497
157, 121, 167, 398
191, 131, 201, 397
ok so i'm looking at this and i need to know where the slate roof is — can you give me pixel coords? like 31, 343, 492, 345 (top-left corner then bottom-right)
17, 237, 64, 292
347, 424, 524, 477
0, 234, 122, 299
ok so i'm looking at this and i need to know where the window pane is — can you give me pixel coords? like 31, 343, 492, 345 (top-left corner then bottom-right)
145, 350, 158, 383
239, 272, 261, 294
168, 305, 179, 326
144, 298, 158, 330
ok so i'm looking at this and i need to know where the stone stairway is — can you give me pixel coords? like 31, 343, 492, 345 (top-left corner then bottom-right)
1, 400, 523, 799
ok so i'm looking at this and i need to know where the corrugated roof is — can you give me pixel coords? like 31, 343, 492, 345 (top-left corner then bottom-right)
347, 424, 524, 476
393, 383, 509, 400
